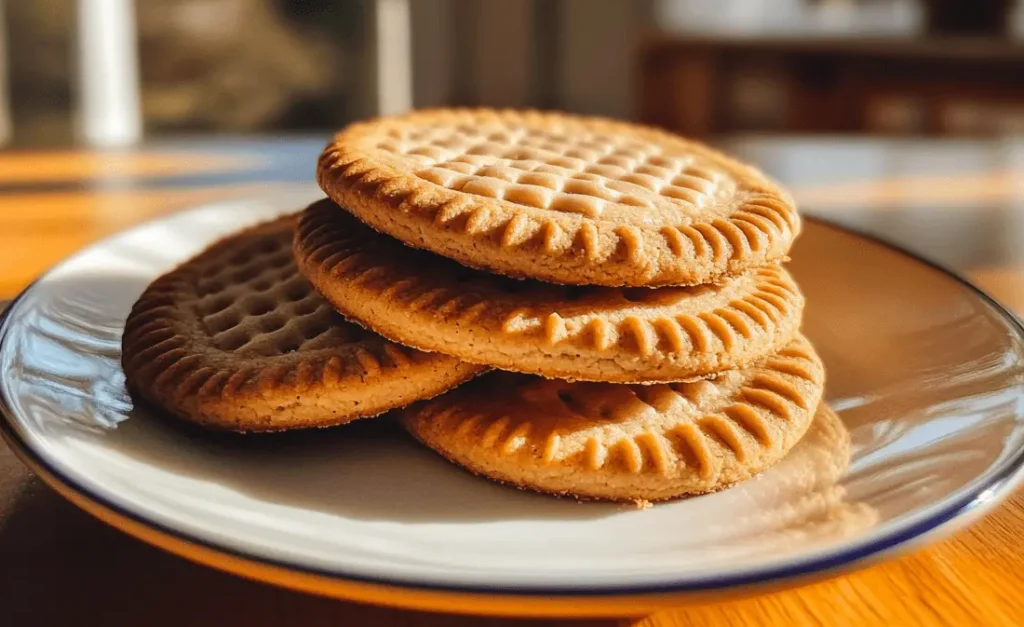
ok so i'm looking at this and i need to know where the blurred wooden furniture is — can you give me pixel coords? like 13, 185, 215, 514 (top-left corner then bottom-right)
639, 35, 1024, 137
1, 137, 1023, 626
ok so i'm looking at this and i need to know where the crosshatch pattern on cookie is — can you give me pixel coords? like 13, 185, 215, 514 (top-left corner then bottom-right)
388, 125, 736, 220
403, 336, 825, 501
296, 201, 804, 382
121, 215, 482, 431
317, 108, 800, 286
192, 232, 363, 357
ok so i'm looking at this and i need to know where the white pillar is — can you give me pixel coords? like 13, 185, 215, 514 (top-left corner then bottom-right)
76, 0, 142, 147
374, 0, 413, 115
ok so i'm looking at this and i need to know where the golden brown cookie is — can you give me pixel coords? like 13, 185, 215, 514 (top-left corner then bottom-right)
317, 108, 799, 287
121, 215, 483, 432
295, 200, 804, 383
402, 336, 825, 502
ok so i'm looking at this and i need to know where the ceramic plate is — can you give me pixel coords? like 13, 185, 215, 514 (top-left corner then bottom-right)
2, 191, 1024, 617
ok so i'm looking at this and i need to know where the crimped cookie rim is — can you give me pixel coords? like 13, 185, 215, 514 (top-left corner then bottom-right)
406, 336, 823, 473
294, 200, 804, 382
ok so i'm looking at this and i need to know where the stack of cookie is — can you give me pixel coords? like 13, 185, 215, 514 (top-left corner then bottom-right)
124, 109, 825, 503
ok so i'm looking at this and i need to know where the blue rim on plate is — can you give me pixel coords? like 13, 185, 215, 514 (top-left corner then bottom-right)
0, 214, 1023, 604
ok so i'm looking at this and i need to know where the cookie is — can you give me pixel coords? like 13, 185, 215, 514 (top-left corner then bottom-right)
402, 336, 825, 502
121, 215, 484, 432
317, 108, 799, 287
295, 200, 803, 383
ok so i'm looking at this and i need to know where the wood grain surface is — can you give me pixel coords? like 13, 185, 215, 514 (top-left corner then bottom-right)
0, 139, 1022, 627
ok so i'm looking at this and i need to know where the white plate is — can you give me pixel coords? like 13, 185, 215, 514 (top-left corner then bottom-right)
2, 191, 1024, 617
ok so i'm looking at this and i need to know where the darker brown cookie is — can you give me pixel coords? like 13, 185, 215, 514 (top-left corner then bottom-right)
122, 215, 483, 432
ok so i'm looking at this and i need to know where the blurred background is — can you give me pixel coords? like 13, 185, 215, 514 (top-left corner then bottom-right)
1, 0, 1024, 299
5, 0, 1024, 146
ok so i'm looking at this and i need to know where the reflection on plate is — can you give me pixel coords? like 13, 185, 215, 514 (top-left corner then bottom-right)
1, 192, 1023, 617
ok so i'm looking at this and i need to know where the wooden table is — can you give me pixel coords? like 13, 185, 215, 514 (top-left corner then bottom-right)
1, 137, 1022, 626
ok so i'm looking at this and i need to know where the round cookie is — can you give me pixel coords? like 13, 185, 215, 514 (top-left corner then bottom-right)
317, 108, 799, 287
402, 336, 825, 502
122, 215, 484, 432
295, 200, 804, 383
